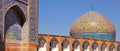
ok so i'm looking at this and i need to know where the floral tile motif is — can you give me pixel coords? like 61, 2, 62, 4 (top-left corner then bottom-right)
29, 0, 38, 42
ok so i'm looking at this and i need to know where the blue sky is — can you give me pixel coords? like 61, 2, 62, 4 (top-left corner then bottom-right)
39, 0, 120, 41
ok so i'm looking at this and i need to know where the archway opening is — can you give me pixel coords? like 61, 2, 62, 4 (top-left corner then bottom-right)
101, 43, 107, 51
72, 40, 80, 51
38, 37, 46, 51
4, 5, 26, 41
62, 39, 70, 51
109, 44, 115, 51
82, 41, 89, 51
50, 38, 58, 51
92, 42, 98, 51
117, 45, 120, 51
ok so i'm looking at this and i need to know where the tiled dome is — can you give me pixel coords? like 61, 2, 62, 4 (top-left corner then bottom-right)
70, 11, 116, 41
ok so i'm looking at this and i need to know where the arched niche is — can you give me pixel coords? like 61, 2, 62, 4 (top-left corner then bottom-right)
117, 45, 120, 51
72, 40, 80, 51
82, 40, 89, 51
92, 42, 98, 51
101, 42, 107, 51
62, 39, 70, 51
50, 38, 58, 51
109, 44, 115, 51
38, 37, 46, 51
4, 5, 26, 41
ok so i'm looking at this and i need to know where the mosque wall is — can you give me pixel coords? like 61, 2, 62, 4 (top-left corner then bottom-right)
1, 0, 28, 41
0, 0, 28, 51
0, 0, 4, 51
0, 0, 38, 51
0, 0, 3, 40
38, 34, 120, 51
0, 0, 119, 51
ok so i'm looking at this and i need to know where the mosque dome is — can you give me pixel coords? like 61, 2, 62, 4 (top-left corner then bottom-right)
70, 11, 116, 41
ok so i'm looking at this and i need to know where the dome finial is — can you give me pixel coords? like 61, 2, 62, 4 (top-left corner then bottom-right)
91, 6, 94, 11
90, 6, 94, 12
90, 0, 95, 12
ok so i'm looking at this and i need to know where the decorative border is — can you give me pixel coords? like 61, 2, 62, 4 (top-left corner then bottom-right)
17, 0, 28, 5
71, 33, 115, 41
29, 0, 38, 42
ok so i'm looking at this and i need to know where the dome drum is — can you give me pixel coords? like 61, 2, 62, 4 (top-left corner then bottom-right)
71, 33, 115, 41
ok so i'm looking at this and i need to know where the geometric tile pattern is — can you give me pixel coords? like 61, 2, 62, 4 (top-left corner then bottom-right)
3, 0, 28, 41
6, 23, 22, 41
70, 12, 115, 35
5, 5, 23, 41
29, 0, 38, 42
71, 33, 115, 41
70, 12, 116, 41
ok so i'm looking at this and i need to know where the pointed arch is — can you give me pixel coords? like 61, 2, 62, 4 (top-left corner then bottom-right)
4, 5, 26, 41
4, 4, 26, 27
117, 45, 120, 51
50, 38, 58, 51
101, 42, 107, 51
82, 40, 89, 51
72, 40, 80, 51
38, 37, 46, 51
92, 42, 98, 51
62, 39, 70, 51
109, 43, 115, 51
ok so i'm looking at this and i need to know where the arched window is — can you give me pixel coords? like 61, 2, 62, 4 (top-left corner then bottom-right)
117, 45, 120, 51
4, 5, 26, 41
101, 42, 107, 51
62, 39, 70, 51
109, 44, 115, 51
72, 40, 80, 51
92, 42, 98, 51
82, 41, 89, 51
50, 38, 58, 51
38, 37, 46, 51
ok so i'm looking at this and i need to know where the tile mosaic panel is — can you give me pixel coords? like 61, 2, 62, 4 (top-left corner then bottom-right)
3, 0, 27, 41
71, 33, 115, 41
70, 12, 115, 35
3, 0, 27, 18
5, 7, 22, 41
6, 23, 22, 40
16, 0, 28, 4
19, 0, 28, 2
29, 0, 38, 42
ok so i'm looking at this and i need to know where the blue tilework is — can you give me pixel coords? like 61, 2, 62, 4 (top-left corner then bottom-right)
71, 33, 115, 41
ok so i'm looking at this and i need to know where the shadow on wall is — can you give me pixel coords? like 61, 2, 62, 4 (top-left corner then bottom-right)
0, 33, 3, 51
0, 40, 4, 51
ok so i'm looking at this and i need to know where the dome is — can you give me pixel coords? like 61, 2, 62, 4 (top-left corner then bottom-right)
70, 11, 116, 41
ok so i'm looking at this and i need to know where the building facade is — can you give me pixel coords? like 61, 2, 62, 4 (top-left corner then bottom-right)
0, 0, 38, 51
37, 11, 120, 51
38, 34, 120, 51
0, 0, 120, 51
